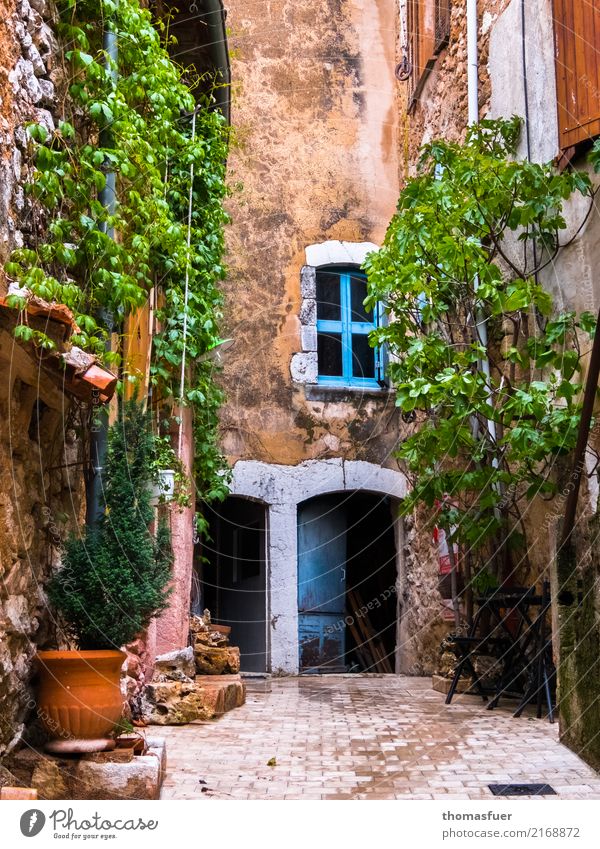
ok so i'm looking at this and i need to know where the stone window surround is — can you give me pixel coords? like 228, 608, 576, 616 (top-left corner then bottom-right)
290, 240, 380, 386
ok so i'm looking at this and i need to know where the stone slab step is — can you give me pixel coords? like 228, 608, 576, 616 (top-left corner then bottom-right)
143, 674, 246, 726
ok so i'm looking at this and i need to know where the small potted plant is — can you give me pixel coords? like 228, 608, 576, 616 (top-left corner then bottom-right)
148, 430, 192, 508
148, 433, 176, 505
36, 401, 173, 753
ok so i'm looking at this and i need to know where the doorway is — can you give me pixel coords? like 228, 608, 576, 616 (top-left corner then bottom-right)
297, 492, 398, 673
199, 497, 267, 672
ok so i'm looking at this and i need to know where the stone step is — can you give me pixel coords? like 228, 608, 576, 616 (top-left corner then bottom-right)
143, 674, 246, 726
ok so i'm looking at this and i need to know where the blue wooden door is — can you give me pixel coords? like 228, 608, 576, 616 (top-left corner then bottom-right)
298, 498, 347, 672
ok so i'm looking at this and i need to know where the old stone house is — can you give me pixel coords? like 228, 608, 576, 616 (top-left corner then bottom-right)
189, 0, 453, 678
396, 0, 600, 765
0, 0, 124, 756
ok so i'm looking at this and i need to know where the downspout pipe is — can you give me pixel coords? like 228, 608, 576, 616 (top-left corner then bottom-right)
466, 0, 504, 569
466, 0, 479, 125
86, 18, 118, 528
203, 0, 231, 124
466, 1, 498, 453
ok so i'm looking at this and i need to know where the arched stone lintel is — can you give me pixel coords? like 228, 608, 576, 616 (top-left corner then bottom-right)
230, 458, 407, 507
304, 240, 379, 268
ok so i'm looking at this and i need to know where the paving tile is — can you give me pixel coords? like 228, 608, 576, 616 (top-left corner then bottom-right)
159, 676, 600, 800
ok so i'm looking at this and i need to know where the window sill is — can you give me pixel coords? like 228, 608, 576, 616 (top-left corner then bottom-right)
304, 384, 395, 403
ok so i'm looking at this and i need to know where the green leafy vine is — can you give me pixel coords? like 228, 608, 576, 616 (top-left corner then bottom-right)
366, 118, 599, 583
5, 0, 230, 502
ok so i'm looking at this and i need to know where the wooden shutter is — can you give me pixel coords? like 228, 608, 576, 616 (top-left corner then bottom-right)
434, 0, 451, 52
553, 0, 600, 150
407, 0, 451, 108
406, 0, 419, 104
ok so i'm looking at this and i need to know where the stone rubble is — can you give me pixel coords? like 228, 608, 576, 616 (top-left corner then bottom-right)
140, 614, 245, 725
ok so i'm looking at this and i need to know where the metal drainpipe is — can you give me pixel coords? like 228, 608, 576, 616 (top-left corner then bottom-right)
85, 18, 118, 528
466, 0, 479, 126
202, 0, 231, 124
467, 0, 499, 465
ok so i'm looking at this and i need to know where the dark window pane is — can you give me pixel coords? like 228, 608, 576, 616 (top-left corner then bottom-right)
316, 271, 342, 320
318, 332, 343, 376
350, 274, 372, 322
352, 334, 375, 378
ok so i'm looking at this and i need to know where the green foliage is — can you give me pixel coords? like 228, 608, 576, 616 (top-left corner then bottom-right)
48, 401, 173, 649
365, 118, 597, 573
6, 0, 230, 502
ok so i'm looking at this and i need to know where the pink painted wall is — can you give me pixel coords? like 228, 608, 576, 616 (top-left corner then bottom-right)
154, 406, 195, 655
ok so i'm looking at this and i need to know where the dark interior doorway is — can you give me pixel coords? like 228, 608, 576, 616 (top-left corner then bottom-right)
198, 497, 267, 672
297, 491, 397, 673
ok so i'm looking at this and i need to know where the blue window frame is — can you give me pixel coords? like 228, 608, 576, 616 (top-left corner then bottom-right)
316, 267, 386, 388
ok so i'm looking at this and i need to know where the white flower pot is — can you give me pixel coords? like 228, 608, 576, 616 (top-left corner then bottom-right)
149, 469, 175, 505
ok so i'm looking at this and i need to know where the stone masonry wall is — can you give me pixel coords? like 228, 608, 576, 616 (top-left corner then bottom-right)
400, 0, 600, 754
0, 0, 85, 756
399, 0, 510, 178
0, 0, 61, 280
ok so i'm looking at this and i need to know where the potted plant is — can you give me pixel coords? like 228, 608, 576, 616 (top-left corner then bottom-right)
36, 401, 173, 753
148, 430, 192, 508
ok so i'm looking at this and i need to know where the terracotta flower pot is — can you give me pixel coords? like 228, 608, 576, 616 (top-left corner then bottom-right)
35, 650, 125, 753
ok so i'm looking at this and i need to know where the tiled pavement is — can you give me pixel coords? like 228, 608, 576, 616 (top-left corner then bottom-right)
159, 675, 600, 800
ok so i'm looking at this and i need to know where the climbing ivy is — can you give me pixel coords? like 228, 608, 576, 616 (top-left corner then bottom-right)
5, 0, 230, 502
366, 118, 598, 583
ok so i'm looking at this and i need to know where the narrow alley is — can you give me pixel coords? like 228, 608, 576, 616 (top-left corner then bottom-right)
160, 677, 600, 800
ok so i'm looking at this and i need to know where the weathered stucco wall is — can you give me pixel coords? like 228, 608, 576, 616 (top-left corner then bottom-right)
216, 0, 458, 675
220, 0, 402, 469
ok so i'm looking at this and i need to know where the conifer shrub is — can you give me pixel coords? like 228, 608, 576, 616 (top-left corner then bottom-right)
49, 401, 173, 649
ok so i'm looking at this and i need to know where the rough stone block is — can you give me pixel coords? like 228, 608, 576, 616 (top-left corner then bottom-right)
142, 676, 245, 726
141, 681, 213, 725
431, 674, 473, 696
74, 756, 160, 800
30, 758, 70, 800
290, 352, 318, 384
300, 265, 316, 298
196, 675, 246, 716
301, 325, 317, 352
194, 645, 240, 675
299, 297, 316, 326
154, 646, 196, 681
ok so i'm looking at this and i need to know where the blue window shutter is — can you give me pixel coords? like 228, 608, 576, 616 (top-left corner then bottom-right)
375, 301, 389, 387
316, 267, 382, 389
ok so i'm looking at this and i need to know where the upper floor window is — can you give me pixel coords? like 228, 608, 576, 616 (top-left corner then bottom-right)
316, 268, 386, 388
406, 0, 451, 108
553, 0, 600, 152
